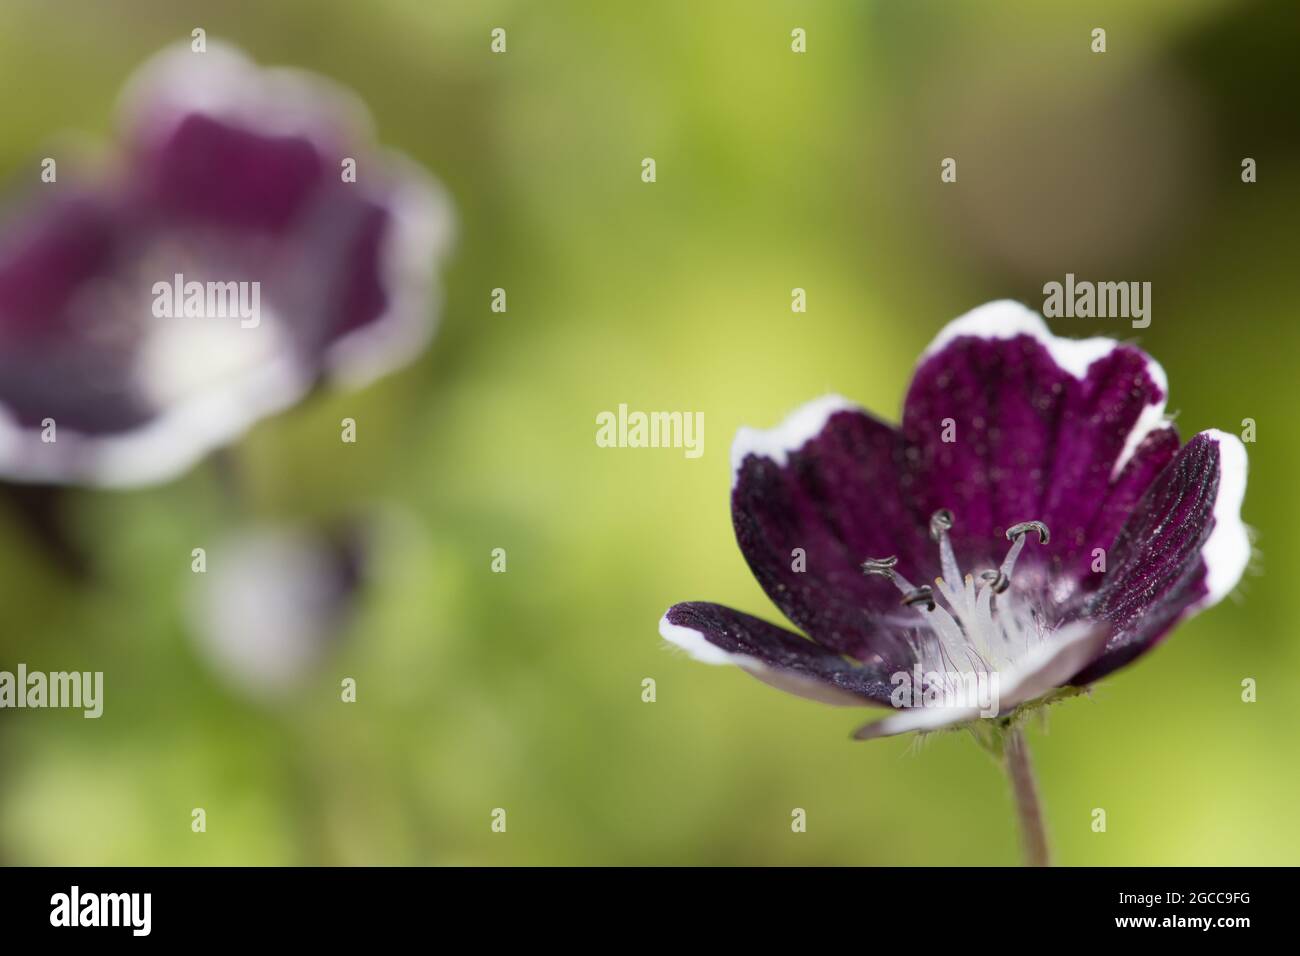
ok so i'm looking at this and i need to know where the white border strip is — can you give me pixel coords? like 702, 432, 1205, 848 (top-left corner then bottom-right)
729, 393, 860, 488
924, 300, 1170, 476
1195, 429, 1250, 608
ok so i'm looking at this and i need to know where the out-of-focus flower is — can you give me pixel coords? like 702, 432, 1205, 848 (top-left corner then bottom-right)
660, 301, 1250, 741
189, 523, 366, 698
0, 43, 452, 487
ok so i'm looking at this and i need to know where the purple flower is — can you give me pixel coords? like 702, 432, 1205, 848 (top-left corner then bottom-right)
0, 43, 452, 487
660, 301, 1249, 740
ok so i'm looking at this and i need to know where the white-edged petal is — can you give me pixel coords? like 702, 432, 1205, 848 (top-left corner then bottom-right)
659, 614, 734, 665
729, 393, 860, 488
658, 612, 870, 707
852, 700, 985, 740
0, 351, 307, 488
919, 299, 1169, 476
117, 41, 374, 152
992, 620, 1111, 708
1194, 429, 1251, 609
323, 151, 455, 390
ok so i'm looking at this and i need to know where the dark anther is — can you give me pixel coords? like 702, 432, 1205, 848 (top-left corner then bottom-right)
1006, 520, 1050, 545
928, 508, 955, 541
861, 555, 898, 579
901, 585, 935, 611
978, 569, 1010, 594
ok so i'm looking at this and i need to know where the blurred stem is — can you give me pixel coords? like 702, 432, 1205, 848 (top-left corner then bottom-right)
1, 483, 90, 580
211, 447, 249, 514
1004, 727, 1050, 867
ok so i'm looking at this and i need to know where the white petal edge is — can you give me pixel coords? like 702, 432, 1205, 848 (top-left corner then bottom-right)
658, 611, 871, 707
0, 353, 309, 488
117, 41, 375, 154
919, 300, 1170, 477
729, 393, 861, 488
852, 701, 986, 739
323, 150, 455, 391
659, 614, 734, 665
853, 620, 1110, 740
1194, 429, 1250, 610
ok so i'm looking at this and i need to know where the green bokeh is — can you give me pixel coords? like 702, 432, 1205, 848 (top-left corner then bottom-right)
1, 0, 1296, 865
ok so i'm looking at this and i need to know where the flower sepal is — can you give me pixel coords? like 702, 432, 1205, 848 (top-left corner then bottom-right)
872, 685, 1092, 758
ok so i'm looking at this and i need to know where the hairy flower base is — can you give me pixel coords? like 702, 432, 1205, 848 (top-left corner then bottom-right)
915, 686, 1091, 756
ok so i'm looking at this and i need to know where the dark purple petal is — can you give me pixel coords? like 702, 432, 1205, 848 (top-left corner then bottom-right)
1039, 349, 1168, 567
904, 327, 1073, 564
133, 114, 327, 234
730, 396, 925, 664
0, 195, 153, 434
903, 302, 1168, 573
661, 601, 895, 706
0, 194, 118, 342
327, 202, 390, 337
128, 109, 396, 349
1057, 424, 1180, 594
1071, 430, 1249, 684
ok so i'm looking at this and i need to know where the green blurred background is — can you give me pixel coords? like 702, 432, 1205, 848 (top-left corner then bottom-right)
1, 0, 1297, 865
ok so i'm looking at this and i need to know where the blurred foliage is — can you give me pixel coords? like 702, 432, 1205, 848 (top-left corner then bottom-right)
0, 0, 1297, 865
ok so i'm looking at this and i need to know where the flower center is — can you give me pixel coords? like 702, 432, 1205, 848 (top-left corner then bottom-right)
862, 511, 1052, 678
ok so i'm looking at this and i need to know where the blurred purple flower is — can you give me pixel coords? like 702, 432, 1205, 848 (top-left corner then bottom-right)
660, 301, 1250, 740
0, 42, 452, 487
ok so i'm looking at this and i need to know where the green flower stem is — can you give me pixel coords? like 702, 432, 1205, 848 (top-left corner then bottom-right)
1005, 726, 1051, 866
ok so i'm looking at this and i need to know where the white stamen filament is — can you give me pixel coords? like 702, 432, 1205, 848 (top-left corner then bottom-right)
1000, 533, 1028, 582
863, 512, 1054, 705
